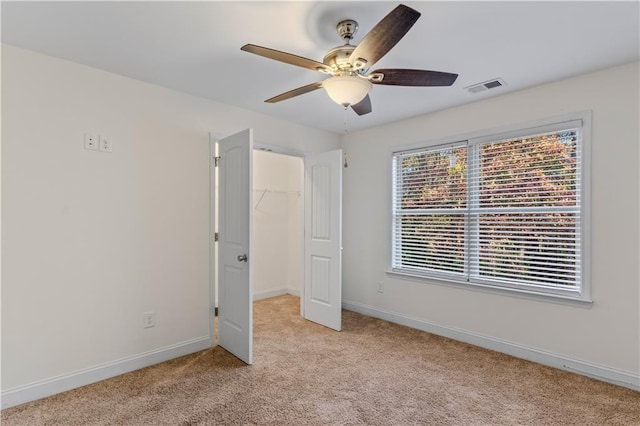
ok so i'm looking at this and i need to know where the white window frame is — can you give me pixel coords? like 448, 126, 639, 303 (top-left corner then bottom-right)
388, 112, 591, 303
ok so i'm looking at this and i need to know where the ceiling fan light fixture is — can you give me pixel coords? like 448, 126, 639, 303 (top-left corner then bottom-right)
323, 75, 372, 106
241, 4, 456, 116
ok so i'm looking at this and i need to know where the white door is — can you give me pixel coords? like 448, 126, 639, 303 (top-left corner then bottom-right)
304, 149, 343, 331
217, 129, 253, 364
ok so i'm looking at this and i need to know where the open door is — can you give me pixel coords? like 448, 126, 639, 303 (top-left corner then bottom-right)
217, 129, 253, 364
303, 149, 343, 331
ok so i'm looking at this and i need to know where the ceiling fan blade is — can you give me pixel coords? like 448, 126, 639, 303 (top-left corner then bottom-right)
351, 95, 372, 115
265, 82, 324, 103
371, 69, 458, 86
349, 4, 421, 69
241, 44, 331, 73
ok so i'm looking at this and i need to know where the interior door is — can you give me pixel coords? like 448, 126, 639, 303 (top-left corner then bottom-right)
217, 128, 253, 364
304, 149, 343, 331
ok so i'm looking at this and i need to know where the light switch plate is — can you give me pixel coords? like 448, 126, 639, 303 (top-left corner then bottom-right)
99, 136, 113, 153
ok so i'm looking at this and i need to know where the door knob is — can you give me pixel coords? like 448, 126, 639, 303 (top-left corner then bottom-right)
237, 254, 248, 262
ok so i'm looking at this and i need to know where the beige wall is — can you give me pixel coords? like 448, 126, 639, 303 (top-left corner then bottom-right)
1, 45, 339, 393
341, 62, 639, 379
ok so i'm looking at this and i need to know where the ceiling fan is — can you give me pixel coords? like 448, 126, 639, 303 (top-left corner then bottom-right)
241, 4, 458, 116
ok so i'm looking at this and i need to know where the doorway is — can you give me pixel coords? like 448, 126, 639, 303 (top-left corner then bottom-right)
252, 149, 304, 302
210, 130, 343, 364
210, 141, 305, 351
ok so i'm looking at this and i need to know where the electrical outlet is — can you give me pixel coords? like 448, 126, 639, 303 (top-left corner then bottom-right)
143, 312, 156, 328
99, 136, 113, 153
84, 133, 98, 150
377, 282, 384, 293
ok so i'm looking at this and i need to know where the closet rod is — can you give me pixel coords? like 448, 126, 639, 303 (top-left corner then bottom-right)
253, 189, 300, 195
254, 189, 301, 209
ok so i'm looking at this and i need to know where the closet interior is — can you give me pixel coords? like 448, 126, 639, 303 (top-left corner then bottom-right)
252, 149, 304, 300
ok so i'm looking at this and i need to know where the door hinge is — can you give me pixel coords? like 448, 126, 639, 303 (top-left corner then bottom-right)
214, 232, 219, 242
214, 156, 220, 167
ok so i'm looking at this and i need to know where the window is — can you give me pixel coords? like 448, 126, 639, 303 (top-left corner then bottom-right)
391, 117, 589, 300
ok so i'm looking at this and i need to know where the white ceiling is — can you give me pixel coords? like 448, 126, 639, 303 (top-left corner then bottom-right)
2, 1, 639, 134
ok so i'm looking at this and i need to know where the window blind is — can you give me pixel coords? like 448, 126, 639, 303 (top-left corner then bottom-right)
392, 122, 583, 296
392, 144, 468, 278
469, 129, 581, 289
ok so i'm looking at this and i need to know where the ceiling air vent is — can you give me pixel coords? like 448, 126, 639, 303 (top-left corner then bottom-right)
465, 78, 506, 94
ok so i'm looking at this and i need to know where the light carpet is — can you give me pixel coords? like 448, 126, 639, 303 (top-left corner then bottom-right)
3, 295, 639, 425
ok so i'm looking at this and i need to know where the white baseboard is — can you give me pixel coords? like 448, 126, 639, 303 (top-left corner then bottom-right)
1, 336, 211, 409
342, 300, 640, 392
253, 288, 288, 301
253, 288, 300, 300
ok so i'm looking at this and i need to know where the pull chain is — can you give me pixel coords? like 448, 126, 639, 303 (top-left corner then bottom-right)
343, 105, 349, 168
343, 104, 349, 135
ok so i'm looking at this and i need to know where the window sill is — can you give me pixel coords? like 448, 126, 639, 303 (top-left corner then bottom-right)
386, 270, 593, 307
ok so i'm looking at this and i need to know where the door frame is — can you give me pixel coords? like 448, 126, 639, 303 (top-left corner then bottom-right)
208, 133, 220, 346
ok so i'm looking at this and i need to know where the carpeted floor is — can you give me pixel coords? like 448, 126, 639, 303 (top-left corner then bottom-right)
3, 295, 639, 425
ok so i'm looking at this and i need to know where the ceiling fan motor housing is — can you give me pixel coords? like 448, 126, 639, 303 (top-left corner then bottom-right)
322, 19, 364, 74
323, 45, 358, 72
